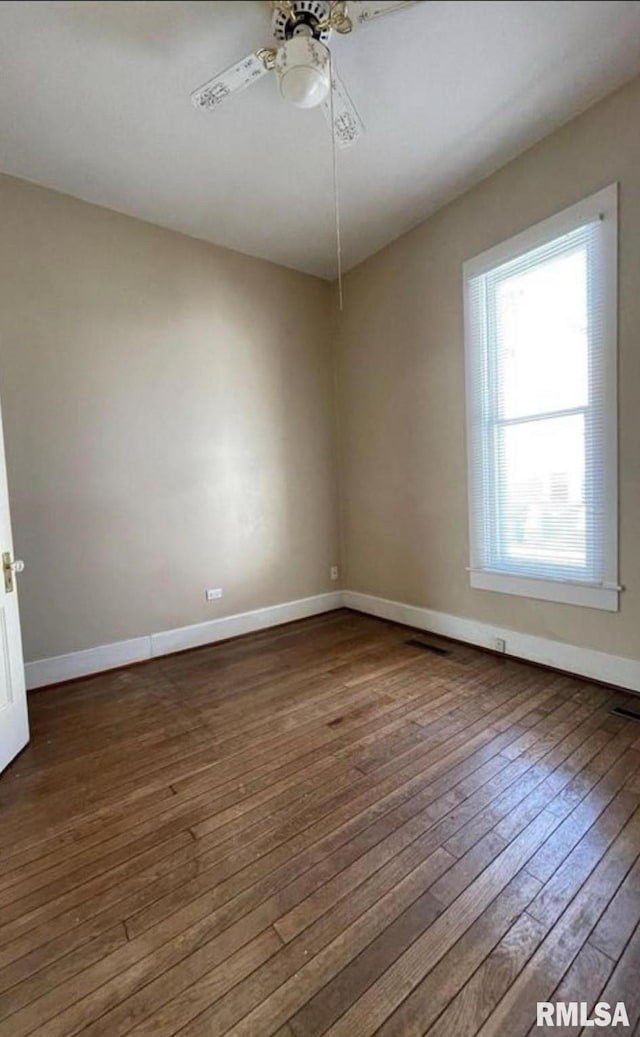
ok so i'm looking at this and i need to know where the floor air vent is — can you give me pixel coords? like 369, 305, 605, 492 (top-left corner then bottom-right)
610, 705, 640, 723
405, 638, 451, 657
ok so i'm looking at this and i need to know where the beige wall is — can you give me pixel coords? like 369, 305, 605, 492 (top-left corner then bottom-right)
3, 74, 639, 667
0, 174, 339, 662
336, 74, 640, 661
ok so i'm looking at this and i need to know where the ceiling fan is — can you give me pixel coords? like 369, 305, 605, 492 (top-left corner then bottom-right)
191, 1, 420, 147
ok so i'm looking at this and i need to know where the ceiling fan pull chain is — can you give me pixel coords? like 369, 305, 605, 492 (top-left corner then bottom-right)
329, 52, 344, 311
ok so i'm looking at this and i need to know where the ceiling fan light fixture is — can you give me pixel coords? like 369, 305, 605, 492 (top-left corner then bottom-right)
275, 37, 331, 109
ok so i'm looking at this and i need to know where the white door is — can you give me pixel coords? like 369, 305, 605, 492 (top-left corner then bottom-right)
0, 394, 27, 774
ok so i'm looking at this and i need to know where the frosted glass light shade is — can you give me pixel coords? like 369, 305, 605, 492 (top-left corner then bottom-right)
275, 37, 331, 109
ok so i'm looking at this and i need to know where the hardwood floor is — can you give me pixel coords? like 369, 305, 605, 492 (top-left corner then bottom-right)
1, 608, 639, 1036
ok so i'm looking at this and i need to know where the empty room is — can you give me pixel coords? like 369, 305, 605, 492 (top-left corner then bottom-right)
1, 1, 640, 1034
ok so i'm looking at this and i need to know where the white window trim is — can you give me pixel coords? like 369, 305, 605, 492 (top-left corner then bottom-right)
463, 184, 619, 612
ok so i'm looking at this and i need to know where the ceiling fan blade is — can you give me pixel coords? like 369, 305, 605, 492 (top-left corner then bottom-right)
323, 71, 364, 148
347, 1, 419, 25
191, 52, 272, 110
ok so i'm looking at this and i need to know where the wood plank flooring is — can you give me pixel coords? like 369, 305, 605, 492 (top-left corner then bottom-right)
1, 608, 640, 1036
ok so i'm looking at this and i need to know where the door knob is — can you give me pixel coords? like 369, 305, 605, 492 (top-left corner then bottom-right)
3, 552, 24, 594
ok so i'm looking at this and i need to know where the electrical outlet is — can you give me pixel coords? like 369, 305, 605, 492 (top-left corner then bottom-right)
206, 588, 222, 602
494, 637, 506, 654
330, 566, 339, 581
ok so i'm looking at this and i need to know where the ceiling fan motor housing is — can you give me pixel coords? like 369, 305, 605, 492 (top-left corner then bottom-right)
272, 1, 332, 43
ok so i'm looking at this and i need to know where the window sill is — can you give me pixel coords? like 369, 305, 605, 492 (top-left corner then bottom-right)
469, 569, 619, 612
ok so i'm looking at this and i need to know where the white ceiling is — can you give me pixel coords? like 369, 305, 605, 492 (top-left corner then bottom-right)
1, 1, 640, 278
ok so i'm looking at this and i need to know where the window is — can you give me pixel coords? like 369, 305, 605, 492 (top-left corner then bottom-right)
464, 185, 618, 611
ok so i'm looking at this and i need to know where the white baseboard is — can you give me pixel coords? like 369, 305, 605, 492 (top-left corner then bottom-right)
24, 587, 640, 695
343, 590, 640, 694
150, 592, 343, 657
25, 591, 342, 690
25, 636, 151, 690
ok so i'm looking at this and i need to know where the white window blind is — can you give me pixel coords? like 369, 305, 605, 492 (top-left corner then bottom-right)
464, 185, 618, 611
